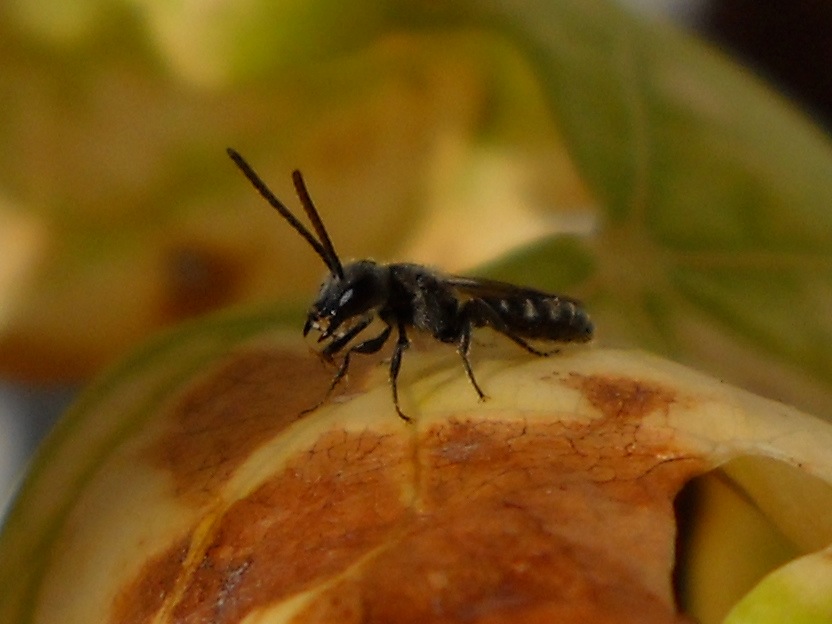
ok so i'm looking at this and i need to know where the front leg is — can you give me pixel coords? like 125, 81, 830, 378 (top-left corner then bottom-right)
325, 323, 392, 396
321, 315, 374, 360
302, 321, 391, 416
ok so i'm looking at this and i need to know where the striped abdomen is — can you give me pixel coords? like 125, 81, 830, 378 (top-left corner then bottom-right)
481, 294, 593, 343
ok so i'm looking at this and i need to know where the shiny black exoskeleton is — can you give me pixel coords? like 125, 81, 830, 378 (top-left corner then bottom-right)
228, 149, 593, 421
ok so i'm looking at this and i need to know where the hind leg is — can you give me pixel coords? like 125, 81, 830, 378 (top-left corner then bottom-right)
459, 299, 558, 357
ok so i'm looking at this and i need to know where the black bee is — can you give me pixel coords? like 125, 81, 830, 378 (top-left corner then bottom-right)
228, 149, 593, 422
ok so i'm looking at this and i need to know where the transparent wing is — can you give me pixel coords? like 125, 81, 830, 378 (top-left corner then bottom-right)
445, 275, 583, 305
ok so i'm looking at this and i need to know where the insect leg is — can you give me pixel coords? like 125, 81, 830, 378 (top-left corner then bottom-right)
323, 323, 392, 395
457, 317, 487, 400
351, 323, 393, 354
461, 299, 557, 357
389, 322, 412, 422
303, 322, 392, 416
321, 315, 374, 360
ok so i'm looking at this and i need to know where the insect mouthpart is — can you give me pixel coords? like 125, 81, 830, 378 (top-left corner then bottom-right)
303, 313, 332, 340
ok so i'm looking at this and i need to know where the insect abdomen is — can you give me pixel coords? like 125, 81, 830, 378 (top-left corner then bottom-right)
484, 295, 593, 343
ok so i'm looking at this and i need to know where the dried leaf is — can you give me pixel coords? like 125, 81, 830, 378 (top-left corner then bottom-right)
2, 320, 830, 623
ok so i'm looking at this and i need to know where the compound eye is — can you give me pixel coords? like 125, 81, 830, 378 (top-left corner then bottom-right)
338, 288, 354, 308
327, 266, 384, 321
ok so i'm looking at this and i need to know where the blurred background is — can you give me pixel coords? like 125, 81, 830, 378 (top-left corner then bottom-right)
2, 0, 832, 517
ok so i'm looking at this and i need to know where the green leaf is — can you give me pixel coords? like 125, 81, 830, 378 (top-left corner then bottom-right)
475, 235, 596, 290
401, 0, 832, 416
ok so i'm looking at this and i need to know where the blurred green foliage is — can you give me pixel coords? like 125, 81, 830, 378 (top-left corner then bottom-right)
2, 0, 831, 420
2, 3, 832, 622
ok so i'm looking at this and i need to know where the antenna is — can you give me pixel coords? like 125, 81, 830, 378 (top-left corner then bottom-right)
227, 149, 342, 277
291, 170, 344, 279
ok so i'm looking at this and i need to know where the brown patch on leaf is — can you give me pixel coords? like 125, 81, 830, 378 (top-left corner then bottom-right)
124, 387, 707, 623
289, 419, 704, 623
111, 534, 191, 624
114, 429, 411, 624
566, 374, 679, 422
146, 348, 376, 504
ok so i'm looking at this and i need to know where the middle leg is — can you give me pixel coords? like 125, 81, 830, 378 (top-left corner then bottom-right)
388, 322, 412, 422
457, 316, 487, 400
